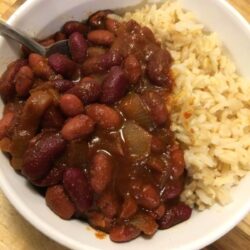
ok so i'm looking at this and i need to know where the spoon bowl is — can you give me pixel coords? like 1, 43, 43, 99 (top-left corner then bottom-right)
0, 19, 70, 57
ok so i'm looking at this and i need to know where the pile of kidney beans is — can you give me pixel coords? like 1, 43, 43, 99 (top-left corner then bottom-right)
0, 10, 191, 242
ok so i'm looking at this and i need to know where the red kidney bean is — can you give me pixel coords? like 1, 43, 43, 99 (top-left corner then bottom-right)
32, 164, 65, 187
46, 185, 76, 219
29, 53, 54, 80
147, 49, 172, 87
163, 178, 184, 201
144, 43, 162, 62
140, 184, 160, 210
110, 225, 140, 243
142, 90, 168, 126
82, 50, 123, 75
88, 10, 112, 28
54, 31, 67, 41
51, 79, 74, 93
41, 106, 65, 129
149, 204, 166, 220
130, 213, 158, 236
90, 151, 113, 194
98, 192, 119, 218
85, 104, 121, 130
0, 59, 27, 101
60, 94, 84, 117
105, 18, 120, 34
48, 53, 77, 79
87, 47, 106, 58
22, 132, 66, 181
88, 211, 112, 232
63, 167, 93, 213
61, 114, 95, 140
87, 30, 115, 46
170, 144, 185, 178
62, 21, 88, 36
19, 90, 53, 134
69, 32, 88, 63
158, 203, 192, 229
151, 136, 166, 153
81, 56, 103, 75
131, 182, 160, 210
67, 78, 101, 104
124, 54, 141, 84
102, 50, 123, 69
147, 156, 166, 173
120, 196, 138, 219
15, 66, 34, 97
0, 112, 14, 140
100, 66, 129, 104
142, 26, 158, 44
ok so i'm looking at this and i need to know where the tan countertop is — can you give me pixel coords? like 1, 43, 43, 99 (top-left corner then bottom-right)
0, 0, 249, 249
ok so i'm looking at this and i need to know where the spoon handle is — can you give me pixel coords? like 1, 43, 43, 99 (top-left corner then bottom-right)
0, 19, 46, 56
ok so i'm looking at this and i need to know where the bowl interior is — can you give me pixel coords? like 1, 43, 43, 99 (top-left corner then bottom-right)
0, 0, 250, 250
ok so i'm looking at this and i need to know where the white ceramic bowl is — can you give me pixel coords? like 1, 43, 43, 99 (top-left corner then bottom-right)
0, 0, 250, 249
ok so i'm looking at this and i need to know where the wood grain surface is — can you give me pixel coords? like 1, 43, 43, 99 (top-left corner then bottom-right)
0, 0, 250, 249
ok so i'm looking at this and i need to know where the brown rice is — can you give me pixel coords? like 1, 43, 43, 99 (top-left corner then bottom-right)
124, 0, 250, 210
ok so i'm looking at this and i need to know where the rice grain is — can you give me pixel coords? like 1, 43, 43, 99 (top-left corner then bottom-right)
124, 0, 250, 209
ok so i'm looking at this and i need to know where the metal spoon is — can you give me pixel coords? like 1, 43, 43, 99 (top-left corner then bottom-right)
0, 19, 70, 57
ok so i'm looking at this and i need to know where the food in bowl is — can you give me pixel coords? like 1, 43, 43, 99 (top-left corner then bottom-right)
0, 6, 192, 243
124, 0, 250, 210
0, 0, 250, 245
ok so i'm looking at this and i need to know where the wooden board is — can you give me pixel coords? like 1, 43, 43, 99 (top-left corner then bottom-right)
0, 0, 249, 249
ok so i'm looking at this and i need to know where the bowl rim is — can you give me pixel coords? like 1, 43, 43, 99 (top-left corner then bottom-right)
0, 0, 250, 250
